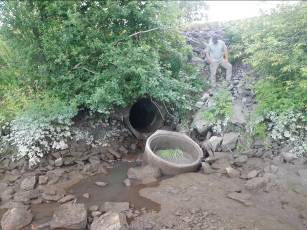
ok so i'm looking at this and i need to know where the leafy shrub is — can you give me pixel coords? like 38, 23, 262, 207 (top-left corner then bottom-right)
225, 3, 306, 155
1, 97, 77, 166
202, 85, 233, 134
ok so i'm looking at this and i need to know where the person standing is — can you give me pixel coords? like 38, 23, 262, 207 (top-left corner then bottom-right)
205, 34, 232, 87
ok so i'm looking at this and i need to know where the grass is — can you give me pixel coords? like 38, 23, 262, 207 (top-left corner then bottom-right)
158, 148, 184, 159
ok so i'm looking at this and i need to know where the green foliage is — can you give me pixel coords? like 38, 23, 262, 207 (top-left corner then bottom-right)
158, 148, 184, 159
202, 85, 233, 133
202, 86, 232, 123
0, 0, 203, 125
225, 3, 307, 115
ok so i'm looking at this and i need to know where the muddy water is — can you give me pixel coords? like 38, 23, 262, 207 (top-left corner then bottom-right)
30, 161, 160, 227
69, 161, 160, 211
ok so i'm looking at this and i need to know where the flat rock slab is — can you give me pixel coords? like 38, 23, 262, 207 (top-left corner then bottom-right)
91, 211, 128, 230
50, 203, 87, 229
221, 132, 239, 151
1, 207, 33, 230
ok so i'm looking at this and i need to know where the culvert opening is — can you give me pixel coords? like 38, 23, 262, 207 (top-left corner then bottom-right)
128, 98, 163, 133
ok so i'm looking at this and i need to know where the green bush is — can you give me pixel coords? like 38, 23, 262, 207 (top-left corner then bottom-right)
202, 85, 233, 133
0, 1, 203, 121
225, 3, 307, 155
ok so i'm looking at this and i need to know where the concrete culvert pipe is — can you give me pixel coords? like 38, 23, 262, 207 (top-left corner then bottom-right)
144, 130, 202, 175
124, 98, 165, 137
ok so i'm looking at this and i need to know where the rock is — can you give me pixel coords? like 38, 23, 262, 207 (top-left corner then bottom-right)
281, 152, 298, 163
50, 203, 87, 229
127, 165, 161, 184
83, 163, 107, 175
221, 133, 239, 151
42, 192, 64, 202
130, 144, 137, 151
208, 136, 223, 152
1, 207, 33, 230
298, 169, 307, 178
0, 182, 8, 191
247, 170, 260, 179
54, 158, 64, 167
245, 177, 268, 190
225, 167, 240, 178
102, 202, 129, 213
95, 182, 108, 187
233, 155, 248, 166
108, 148, 122, 159
83, 193, 90, 199
227, 192, 253, 207
38, 175, 48, 185
89, 205, 99, 212
118, 146, 128, 155
20, 176, 37, 190
14, 190, 39, 203
192, 107, 212, 136
123, 179, 131, 187
230, 102, 246, 126
4, 174, 21, 183
90, 212, 128, 230
210, 158, 231, 172
91, 211, 102, 217
201, 162, 215, 174
1, 187, 15, 202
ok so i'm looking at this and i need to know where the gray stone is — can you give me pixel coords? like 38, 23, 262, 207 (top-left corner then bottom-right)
123, 179, 131, 187
102, 202, 130, 213
91, 211, 102, 217
54, 158, 64, 167
1, 207, 33, 230
225, 167, 240, 178
221, 133, 239, 151
227, 192, 253, 207
20, 176, 37, 190
298, 169, 307, 178
108, 148, 122, 159
83, 193, 90, 199
281, 152, 298, 163
245, 177, 268, 190
38, 175, 48, 185
208, 136, 223, 152
58, 195, 75, 204
1, 187, 15, 202
50, 203, 87, 229
89, 205, 99, 212
201, 162, 215, 174
247, 170, 260, 179
127, 165, 161, 184
95, 181, 108, 187
90, 212, 128, 230
233, 155, 248, 166
192, 108, 212, 135
42, 192, 64, 202
230, 102, 246, 126
14, 190, 39, 203
83, 163, 107, 175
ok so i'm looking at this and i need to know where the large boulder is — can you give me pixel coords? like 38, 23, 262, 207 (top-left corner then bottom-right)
127, 165, 161, 184
50, 203, 87, 229
1, 207, 33, 230
91, 212, 128, 230
221, 132, 240, 151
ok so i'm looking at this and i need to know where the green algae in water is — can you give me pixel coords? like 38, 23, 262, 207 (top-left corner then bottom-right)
157, 148, 184, 159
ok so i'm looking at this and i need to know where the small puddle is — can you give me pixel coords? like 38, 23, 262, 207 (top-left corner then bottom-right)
69, 161, 160, 211
31, 161, 161, 227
